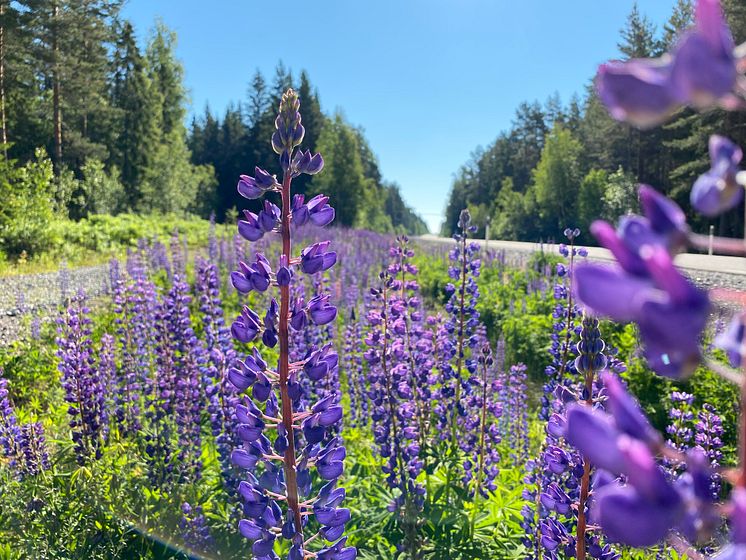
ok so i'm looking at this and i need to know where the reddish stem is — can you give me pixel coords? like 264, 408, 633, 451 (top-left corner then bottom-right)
278, 172, 303, 539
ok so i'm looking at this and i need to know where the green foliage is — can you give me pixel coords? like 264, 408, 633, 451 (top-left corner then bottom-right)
531, 125, 583, 235
577, 169, 608, 233
442, 0, 746, 240
490, 178, 533, 241
311, 113, 370, 227
602, 166, 639, 221
0, 212, 230, 275
0, 149, 56, 257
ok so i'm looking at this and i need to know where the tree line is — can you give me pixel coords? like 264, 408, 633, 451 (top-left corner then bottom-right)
188, 63, 427, 233
0, 0, 426, 258
442, 0, 746, 242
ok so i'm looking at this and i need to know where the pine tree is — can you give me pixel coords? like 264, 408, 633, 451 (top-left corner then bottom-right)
110, 20, 158, 203
24, 0, 121, 172
618, 2, 661, 58
509, 101, 547, 193
246, 69, 268, 128
138, 21, 207, 213
293, 70, 325, 198
662, 0, 694, 48
310, 113, 368, 227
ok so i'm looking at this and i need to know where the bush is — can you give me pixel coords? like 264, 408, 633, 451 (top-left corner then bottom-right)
0, 149, 56, 257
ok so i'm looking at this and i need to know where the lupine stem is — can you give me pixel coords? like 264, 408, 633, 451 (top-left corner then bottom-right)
380, 279, 419, 558
576, 360, 595, 560
447, 231, 468, 506
279, 172, 303, 538
398, 250, 427, 454
557, 238, 576, 380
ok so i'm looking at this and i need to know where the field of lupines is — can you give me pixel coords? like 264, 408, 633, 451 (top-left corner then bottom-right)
3, 1, 746, 558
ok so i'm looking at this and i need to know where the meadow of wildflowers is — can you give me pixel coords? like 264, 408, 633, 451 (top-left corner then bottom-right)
1, 1, 746, 558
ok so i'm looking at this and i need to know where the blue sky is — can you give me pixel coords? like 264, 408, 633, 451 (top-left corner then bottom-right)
122, 1, 676, 232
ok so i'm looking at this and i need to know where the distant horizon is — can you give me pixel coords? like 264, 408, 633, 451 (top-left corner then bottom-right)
122, 0, 678, 233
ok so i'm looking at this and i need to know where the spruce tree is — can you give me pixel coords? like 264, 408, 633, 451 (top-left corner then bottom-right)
110, 20, 158, 204
618, 2, 660, 58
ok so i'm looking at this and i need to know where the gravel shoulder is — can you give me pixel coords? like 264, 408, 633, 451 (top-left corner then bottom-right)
415, 235, 746, 291
0, 264, 110, 346
2, 237, 744, 346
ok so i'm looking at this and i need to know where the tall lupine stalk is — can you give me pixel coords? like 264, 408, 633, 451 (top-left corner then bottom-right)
0, 372, 22, 469
342, 310, 367, 428
365, 269, 423, 558
112, 256, 158, 437
499, 362, 529, 464
56, 293, 108, 464
389, 236, 433, 454
696, 404, 724, 500
521, 235, 590, 560
467, 343, 503, 530
563, 2, 746, 555
665, 391, 696, 476
19, 422, 50, 476
541, 229, 584, 421
435, 209, 481, 497
180, 502, 214, 556
164, 275, 206, 482
572, 314, 613, 560
196, 258, 240, 490
227, 89, 354, 560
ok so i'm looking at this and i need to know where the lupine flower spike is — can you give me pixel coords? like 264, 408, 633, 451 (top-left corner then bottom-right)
229, 89, 355, 560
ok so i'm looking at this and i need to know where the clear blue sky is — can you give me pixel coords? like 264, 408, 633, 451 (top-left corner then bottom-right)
122, 0, 676, 233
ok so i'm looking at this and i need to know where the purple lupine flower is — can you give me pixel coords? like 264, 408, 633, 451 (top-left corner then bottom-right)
111, 262, 158, 437
179, 502, 214, 556
56, 293, 108, 464
691, 135, 745, 217
0, 372, 23, 470
716, 312, 746, 367
364, 267, 424, 552
666, 392, 696, 460
671, 0, 736, 106
540, 230, 584, 423
539, 312, 617, 560
499, 362, 529, 464
238, 167, 279, 199
292, 194, 335, 227
1, 376, 50, 479
463, 343, 502, 497
596, 0, 738, 128
575, 187, 710, 379
565, 372, 718, 548
435, 210, 482, 462
387, 236, 434, 457
229, 89, 354, 560
19, 422, 50, 476
662, 391, 724, 501
197, 258, 240, 491
695, 403, 724, 499
164, 275, 206, 482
